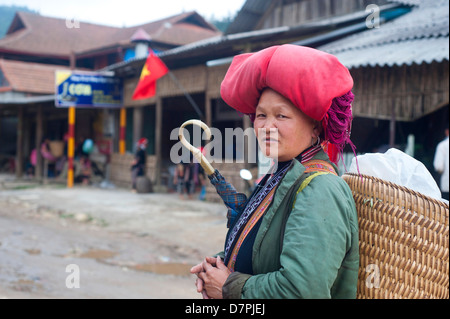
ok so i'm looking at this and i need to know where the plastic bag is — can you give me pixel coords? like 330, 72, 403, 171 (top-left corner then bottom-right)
349, 148, 442, 200
82, 139, 94, 154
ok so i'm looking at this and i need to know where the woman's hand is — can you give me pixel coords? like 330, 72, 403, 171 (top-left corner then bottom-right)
197, 256, 231, 299
190, 256, 230, 299
190, 262, 209, 299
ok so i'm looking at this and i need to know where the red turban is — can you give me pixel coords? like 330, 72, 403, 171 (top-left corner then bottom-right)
220, 44, 353, 121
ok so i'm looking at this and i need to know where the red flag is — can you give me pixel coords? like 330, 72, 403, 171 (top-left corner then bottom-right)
132, 51, 168, 100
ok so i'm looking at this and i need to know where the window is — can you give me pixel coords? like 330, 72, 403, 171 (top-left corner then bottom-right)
0, 69, 10, 87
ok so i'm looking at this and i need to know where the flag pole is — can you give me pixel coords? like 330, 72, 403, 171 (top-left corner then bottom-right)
167, 71, 204, 119
133, 48, 204, 119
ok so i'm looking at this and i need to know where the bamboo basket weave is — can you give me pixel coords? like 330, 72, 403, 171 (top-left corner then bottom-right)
342, 173, 449, 299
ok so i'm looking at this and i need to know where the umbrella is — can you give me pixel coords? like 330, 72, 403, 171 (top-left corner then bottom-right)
179, 120, 247, 227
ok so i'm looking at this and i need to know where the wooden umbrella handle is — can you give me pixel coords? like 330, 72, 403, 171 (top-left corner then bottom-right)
178, 120, 215, 175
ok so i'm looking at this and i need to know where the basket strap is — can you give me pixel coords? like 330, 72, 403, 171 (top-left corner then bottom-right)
291, 171, 330, 208
278, 160, 337, 252
303, 159, 338, 176
291, 159, 337, 208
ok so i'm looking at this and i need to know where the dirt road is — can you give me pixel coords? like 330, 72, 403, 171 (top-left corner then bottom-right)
0, 178, 228, 299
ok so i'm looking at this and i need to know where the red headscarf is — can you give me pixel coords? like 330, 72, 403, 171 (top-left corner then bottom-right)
220, 44, 353, 121
220, 44, 355, 164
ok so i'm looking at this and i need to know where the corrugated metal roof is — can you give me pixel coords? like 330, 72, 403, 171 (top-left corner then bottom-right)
159, 26, 290, 57
388, 0, 421, 5
105, 2, 410, 74
318, 0, 449, 68
327, 37, 449, 68
105, 6, 376, 74
157, 3, 404, 61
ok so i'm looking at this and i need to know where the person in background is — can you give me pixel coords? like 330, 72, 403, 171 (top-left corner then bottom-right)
25, 148, 37, 178
433, 126, 449, 200
75, 154, 92, 185
40, 137, 58, 177
198, 164, 206, 201
75, 136, 88, 159
131, 138, 148, 192
173, 163, 186, 199
55, 133, 68, 177
184, 162, 196, 200
40, 138, 57, 162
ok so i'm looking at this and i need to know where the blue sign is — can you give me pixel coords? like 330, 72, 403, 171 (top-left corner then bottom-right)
55, 71, 123, 108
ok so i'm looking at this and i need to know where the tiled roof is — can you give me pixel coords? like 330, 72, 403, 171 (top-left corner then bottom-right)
0, 11, 220, 58
0, 12, 118, 58
103, 11, 220, 48
0, 59, 71, 94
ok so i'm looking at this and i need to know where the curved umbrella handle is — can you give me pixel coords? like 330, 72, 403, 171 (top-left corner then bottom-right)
178, 119, 215, 175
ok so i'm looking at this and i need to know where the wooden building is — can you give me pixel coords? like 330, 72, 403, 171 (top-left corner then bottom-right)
0, 10, 220, 179
107, 0, 421, 199
318, 0, 449, 176
2, 0, 447, 198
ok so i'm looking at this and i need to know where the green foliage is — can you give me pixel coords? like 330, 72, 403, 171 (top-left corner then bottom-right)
207, 12, 237, 33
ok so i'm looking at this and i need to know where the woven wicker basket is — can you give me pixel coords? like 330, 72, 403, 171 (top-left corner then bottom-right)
342, 173, 449, 299
49, 141, 64, 158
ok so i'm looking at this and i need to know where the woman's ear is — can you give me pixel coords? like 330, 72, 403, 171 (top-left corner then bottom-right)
312, 121, 322, 139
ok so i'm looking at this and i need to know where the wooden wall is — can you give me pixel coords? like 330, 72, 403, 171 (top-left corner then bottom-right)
116, 59, 449, 191
115, 63, 237, 190
258, 0, 390, 29
122, 64, 225, 108
351, 61, 449, 121
109, 153, 157, 188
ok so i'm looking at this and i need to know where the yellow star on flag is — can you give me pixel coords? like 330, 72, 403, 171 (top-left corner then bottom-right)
140, 64, 151, 80
132, 51, 168, 100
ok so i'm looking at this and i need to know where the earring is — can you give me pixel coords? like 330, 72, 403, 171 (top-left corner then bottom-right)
312, 136, 321, 147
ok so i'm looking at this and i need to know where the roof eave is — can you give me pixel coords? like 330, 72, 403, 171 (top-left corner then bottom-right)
0, 48, 69, 60
104, 2, 411, 76
0, 94, 55, 105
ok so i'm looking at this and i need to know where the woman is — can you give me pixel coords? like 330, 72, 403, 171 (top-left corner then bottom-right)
40, 138, 57, 162
173, 163, 186, 199
131, 137, 148, 192
190, 45, 359, 299
75, 154, 92, 185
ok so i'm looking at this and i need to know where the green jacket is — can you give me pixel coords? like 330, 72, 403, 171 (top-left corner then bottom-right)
221, 151, 359, 299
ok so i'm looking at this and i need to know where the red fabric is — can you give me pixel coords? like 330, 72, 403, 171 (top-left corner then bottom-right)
322, 141, 339, 164
138, 137, 148, 146
132, 52, 169, 100
220, 44, 353, 121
